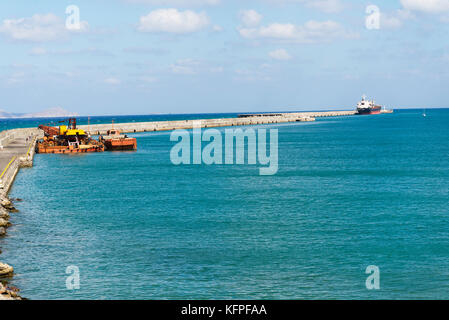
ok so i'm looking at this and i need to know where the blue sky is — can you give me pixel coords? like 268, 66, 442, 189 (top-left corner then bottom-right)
0, 0, 448, 115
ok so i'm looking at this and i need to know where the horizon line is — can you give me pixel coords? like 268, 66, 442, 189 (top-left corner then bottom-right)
0, 106, 445, 120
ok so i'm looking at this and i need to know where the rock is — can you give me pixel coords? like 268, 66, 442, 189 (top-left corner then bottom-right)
0, 218, 10, 228
0, 197, 18, 212
14, 198, 23, 202
1, 198, 12, 208
3, 204, 18, 213
0, 227, 5, 237
0, 208, 9, 220
8, 290, 18, 298
0, 263, 13, 276
0, 282, 22, 300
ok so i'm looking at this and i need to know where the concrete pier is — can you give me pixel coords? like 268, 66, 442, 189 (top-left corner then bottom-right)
0, 128, 40, 195
78, 110, 358, 135
238, 110, 357, 118
0, 128, 39, 300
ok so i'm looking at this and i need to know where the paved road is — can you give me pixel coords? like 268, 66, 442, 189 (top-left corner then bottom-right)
0, 131, 35, 174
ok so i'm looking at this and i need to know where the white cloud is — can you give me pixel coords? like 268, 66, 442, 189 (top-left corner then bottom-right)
401, 0, 449, 13
269, 49, 292, 60
239, 20, 354, 43
137, 9, 210, 34
0, 14, 64, 42
0, 13, 88, 42
239, 10, 263, 27
104, 77, 121, 85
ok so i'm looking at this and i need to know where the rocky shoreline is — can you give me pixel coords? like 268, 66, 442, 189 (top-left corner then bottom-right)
0, 130, 38, 300
0, 196, 22, 300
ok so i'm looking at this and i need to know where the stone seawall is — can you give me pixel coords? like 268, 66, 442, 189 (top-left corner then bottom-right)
0, 128, 39, 300
78, 114, 317, 135
238, 110, 357, 118
78, 110, 358, 135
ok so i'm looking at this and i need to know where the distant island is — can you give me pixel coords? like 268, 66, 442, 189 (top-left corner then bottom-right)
0, 107, 78, 119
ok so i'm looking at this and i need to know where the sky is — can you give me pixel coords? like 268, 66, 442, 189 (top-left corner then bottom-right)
0, 0, 448, 115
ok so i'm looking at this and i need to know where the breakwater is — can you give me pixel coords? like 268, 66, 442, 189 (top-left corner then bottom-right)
0, 128, 40, 300
238, 110, 357, 118
77, 110, 359, 135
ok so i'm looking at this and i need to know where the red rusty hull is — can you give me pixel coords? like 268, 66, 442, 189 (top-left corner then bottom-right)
104, 138, 137, 151
36, 144, 105, 154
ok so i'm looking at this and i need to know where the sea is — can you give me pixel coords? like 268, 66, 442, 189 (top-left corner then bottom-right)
1, 109, 449, 299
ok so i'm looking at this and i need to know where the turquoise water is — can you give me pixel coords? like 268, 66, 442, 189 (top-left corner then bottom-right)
1, 109, 449, 299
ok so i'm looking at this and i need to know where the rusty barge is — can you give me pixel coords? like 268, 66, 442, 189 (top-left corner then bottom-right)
36, 118, 137, 154
36, 118, 104, 154
99, 128, 137, 151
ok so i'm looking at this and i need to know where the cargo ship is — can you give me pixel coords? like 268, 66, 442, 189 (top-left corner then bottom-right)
356, 96, 382, 115
36, 118, 105, 154
99, 129, 137, 151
